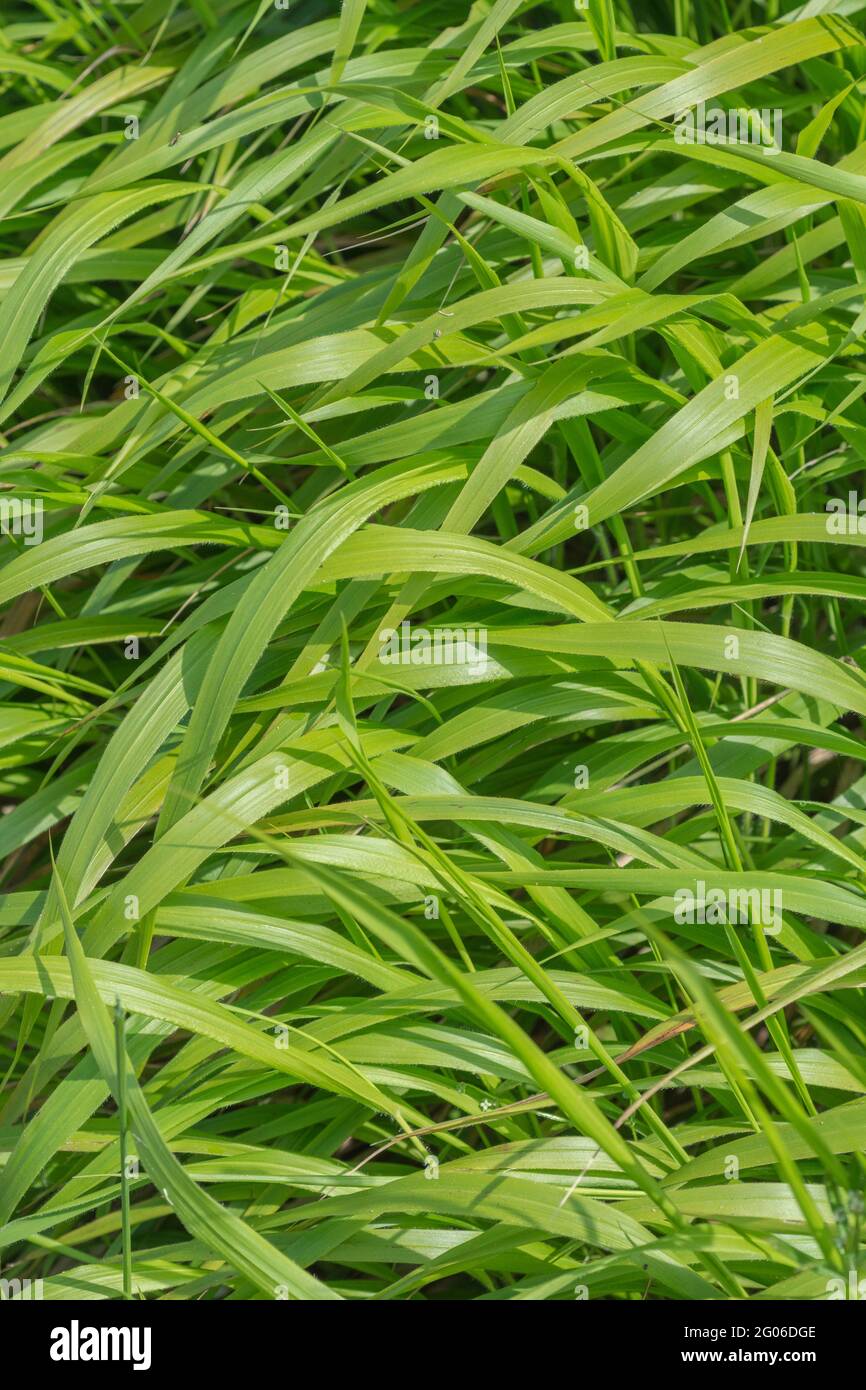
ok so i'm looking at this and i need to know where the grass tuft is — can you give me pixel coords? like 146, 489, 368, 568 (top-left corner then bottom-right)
1, 0, 866, 1303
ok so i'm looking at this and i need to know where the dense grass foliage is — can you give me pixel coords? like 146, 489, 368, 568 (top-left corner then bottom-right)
2, 0, 866, 1303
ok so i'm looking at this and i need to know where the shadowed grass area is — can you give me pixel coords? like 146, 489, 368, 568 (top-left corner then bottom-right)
1, 0, 866, 1302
